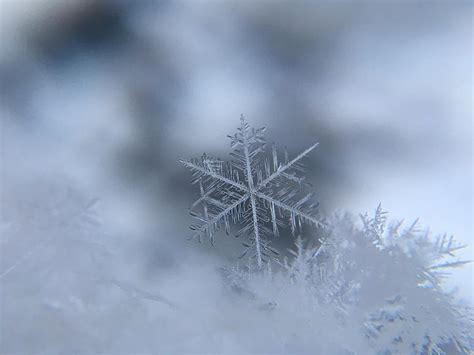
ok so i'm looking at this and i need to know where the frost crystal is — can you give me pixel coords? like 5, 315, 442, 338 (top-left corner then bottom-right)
180, 115, 324, 267
222, 208, 473, 354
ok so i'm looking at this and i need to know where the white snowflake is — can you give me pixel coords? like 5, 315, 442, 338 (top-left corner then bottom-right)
180, 115, 324, 267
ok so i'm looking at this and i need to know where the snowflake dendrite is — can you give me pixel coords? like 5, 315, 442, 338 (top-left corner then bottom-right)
180, 115, 324, 267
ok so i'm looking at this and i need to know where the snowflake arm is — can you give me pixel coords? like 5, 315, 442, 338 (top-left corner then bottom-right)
179, 159, 247, 192
190, 193, 250, 244
254, 190, 325, 230
257, 142, 319, 190
239, 117, 265, 267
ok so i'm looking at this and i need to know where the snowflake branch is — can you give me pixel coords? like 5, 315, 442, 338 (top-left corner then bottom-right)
190, 193, 250, 240
241, 115, 264, 268
256, 142, 319, 190
179, 159, 247, 192
428, 260, 472, 270
255, 191, 326, 228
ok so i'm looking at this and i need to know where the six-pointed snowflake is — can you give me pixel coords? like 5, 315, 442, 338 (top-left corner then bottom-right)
180, 115, 324, 267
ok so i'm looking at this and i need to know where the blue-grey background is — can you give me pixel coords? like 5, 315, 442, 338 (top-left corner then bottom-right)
0, 1, 472, 353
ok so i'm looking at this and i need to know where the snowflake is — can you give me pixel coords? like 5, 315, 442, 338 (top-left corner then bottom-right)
180, 115, 324, 267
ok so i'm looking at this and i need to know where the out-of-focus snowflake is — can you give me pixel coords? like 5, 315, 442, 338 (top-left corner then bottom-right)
180, 115, 324, 267
219, 206, 473, 354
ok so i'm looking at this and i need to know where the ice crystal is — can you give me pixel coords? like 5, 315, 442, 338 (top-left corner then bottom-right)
180, 115, 324, 267
220, 207, 473, 354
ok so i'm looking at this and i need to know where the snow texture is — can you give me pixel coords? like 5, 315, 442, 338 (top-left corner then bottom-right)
221, 207, 473, 354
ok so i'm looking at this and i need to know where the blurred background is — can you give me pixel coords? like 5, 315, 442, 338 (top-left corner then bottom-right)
0, 0, 472, 353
